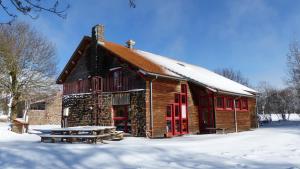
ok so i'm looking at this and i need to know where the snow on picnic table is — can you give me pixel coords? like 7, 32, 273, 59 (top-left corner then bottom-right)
0, 122, 300, 169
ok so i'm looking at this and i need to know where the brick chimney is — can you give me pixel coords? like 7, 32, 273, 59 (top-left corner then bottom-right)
92, 24, 104, 45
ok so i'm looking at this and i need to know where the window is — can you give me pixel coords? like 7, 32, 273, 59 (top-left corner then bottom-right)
30, 102, 46, 110
175, 94, 180, 103
216, 97, 224, 109
226, 97, 233, 109
92, 77, 101, 92
181, 84, 187, 93
175, 105, 180, 117
166, 106, 172, 117
113, 71, 122, 89
166, 105, 173, 134
235, 100, 240, 109
241, 99, 248, 110
181, 95, 186, 104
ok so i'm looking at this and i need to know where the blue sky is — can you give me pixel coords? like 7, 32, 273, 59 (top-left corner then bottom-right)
2, 0, 300, 88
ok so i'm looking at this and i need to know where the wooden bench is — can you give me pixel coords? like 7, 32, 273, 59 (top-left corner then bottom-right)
205, 127, 227, 134
40, 134, 109, 144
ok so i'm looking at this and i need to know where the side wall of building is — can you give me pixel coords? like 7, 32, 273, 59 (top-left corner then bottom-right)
214, 96, 256, 132
28, 94, 62, 125
147, 78, 199, 138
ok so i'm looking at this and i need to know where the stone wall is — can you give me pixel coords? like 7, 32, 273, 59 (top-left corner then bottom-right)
130, 91, 146, 137
63, 91, 146, 136
97, 93, 112, 126
63, 94, 94, 127
27, 93, 62, 125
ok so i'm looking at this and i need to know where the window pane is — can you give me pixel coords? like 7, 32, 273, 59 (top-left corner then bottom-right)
226, 98, 232, 109
235, 100, 240, 108
217, 97, 223, 108
175, 105, 180, 117
175, 94, 180, 103
166, 106, 172, 117
166, 120, 172, 133
175, 120, 180, 132
181, 95, 186, 104
242, 99, 248, 109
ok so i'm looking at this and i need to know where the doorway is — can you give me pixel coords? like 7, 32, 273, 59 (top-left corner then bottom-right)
113, 105, 131, 133
165, 84, 189, 136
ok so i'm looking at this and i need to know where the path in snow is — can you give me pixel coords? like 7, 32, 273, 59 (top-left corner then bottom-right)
0, 121, 300, 169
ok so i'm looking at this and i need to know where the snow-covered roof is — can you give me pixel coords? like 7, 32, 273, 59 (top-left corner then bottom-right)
136, 50, 257, 96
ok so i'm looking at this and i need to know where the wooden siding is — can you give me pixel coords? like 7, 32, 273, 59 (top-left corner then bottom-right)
214, 96, 256, 132
148, 78, 199, 138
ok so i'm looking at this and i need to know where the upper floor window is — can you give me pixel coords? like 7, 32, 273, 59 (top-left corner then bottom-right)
181, 84, 187, 93
111, 68, 123, 90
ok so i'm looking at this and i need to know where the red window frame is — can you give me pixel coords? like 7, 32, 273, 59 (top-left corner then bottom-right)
241, 98, 248, 110
235, 99, 241, 110
216, 96, 225, 110
165, 104, 173, 135
216, 97, 248, 111
225, 97, 233, 110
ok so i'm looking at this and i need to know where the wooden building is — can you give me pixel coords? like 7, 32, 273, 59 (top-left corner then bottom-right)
57, 25, 258, 138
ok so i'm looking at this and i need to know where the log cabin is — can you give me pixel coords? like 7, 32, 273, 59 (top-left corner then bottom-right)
56, 25, 258, 138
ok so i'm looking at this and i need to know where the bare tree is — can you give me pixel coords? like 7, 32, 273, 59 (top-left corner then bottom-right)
287, 40, 300, 92
129, 0, 136, 8
0, 22, 57, 120
278, 87, 297, 120
0, 0, 138, 24
256, 80, 297, 121
0, 0, 69, 24
215, 68, 250, 86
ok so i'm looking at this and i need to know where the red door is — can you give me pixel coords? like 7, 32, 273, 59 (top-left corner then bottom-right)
165, 84, 189, 137
113, 105, 130, 133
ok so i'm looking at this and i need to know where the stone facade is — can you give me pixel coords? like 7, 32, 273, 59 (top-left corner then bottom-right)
63, 93, 94, 127
63, 90, 146, 136
27, 93, 62, 125
97, 93, 113, 126
129, 91, 146, 137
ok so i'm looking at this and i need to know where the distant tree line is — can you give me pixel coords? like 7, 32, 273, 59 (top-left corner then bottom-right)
215, 41, 300, 120
255, 40, 300, 120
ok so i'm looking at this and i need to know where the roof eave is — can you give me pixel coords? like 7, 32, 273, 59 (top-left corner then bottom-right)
138, 69, 186, 81
56, 36, 92, 84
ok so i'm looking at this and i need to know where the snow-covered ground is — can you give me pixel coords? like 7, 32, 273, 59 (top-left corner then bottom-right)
258, 113, 300, 121
1, 122, 300, 169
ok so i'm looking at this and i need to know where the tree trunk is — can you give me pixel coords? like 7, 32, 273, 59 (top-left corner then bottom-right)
9, 72, 20, 121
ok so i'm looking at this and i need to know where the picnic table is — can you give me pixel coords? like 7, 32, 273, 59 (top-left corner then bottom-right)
39, 126, 123, 144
